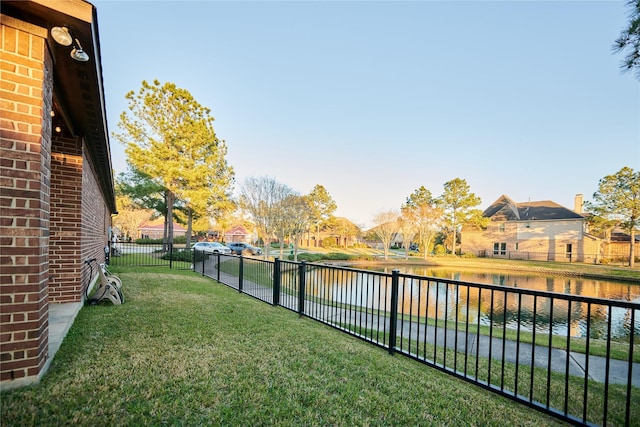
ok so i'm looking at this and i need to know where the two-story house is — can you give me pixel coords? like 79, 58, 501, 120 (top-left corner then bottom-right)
461, 194, 600, 262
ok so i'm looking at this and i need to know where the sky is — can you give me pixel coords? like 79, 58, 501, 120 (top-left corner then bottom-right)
93, 0, 639, 228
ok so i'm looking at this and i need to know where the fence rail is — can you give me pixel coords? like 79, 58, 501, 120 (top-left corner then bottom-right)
477, 249, 636, 265
108, 242, 192, 270
120, 248, 640, 426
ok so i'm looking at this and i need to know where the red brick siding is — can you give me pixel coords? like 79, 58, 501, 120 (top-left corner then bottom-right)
80, 143, 111, 295
0, 23, 51, 385
48, 134, 110, 303
49, 135, 83, 302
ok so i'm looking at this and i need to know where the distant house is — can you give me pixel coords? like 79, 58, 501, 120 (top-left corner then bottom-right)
224, 225, 257, 244
138, 222, 187, 240
462, 194, 600, 262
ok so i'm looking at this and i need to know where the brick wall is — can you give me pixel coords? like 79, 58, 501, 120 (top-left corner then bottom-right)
49, 134, 110, 302
80, 144, 111, 295
0, 20, 52, 386
49, 135, 83, 302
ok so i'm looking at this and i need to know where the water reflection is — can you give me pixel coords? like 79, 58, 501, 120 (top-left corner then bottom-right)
387, 266, 640, 302
301, 266, 640, 339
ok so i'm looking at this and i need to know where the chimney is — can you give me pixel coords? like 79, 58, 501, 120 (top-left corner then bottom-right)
574, 194, 583, 213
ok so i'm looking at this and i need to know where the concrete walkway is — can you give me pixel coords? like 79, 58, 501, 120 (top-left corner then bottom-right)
47, 301, 83, 366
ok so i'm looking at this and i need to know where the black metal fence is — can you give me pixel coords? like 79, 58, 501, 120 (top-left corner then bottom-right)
477, 249, 637, 265
108, 242, 192, 270
195, 252, 639, 427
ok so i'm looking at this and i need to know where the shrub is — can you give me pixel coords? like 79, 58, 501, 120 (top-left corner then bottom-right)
350, 242, 369, 249
290, 253, 324, 262
433, 244, 446, 255
161, 249, 208, 262
136, 238, 163, 245
324, 252, 352, 261
322, 237, 338, 248
289, 252, 358, 262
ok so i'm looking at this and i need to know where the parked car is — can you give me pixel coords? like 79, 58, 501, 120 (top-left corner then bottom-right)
227, 242, 263, 256
193, 242, 232, 255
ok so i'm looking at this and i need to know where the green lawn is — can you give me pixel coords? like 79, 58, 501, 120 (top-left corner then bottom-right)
1, 267, 567, 426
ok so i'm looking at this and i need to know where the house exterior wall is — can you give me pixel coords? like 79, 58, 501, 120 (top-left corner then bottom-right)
0, 18, 52, 388
138, 223, 187, 240
81, 146, 112, 290
224, 225, 255, 243
0, 10, 113, 391
462, 219, 591, 262
49, 135, 83, 302
49, 135, 110, 303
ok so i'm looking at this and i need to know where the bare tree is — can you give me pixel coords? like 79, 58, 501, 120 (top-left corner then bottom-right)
286, 195, 313, 261
113, 195, 153, 241
371, 210, 400, 260
397, 216, 417, 260
238, 176, 293, 258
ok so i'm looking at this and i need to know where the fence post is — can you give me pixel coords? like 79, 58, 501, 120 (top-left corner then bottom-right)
388, 269, 400, 355
298, 261, 306, 317
216, 252, 221, 282
238, 256, 243, 293
273, 258, 281, 306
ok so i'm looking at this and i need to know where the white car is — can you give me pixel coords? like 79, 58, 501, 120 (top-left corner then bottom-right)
192, 242, 232, 254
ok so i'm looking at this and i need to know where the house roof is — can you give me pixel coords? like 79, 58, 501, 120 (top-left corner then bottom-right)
610, 231, 640, 243
3, 0, 116, 213
483, 195, 584, 221
225, 225, 249, 236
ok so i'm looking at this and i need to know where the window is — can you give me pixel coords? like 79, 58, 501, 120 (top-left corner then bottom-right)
493, 242, 506, 256
498, 223, 505, 232
515, 242, 519, 251
566, 243, 573, 258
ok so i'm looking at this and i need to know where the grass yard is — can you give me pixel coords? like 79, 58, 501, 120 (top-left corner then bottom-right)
1, 267, 567, 426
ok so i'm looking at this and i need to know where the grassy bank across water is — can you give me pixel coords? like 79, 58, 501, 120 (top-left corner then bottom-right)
290, 246, 640, 284
1, 267, 565, 426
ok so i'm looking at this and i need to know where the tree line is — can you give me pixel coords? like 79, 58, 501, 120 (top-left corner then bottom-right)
112, 81, 639, 266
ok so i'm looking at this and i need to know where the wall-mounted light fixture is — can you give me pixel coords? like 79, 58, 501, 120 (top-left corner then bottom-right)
70, 39, 89, 62
50, 26, 90, 62
50, 26, 73, 46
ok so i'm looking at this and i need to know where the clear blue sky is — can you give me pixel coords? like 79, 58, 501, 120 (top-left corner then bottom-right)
94, 0, 639, 228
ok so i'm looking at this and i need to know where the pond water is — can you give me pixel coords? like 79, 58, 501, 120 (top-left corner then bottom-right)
308, 265, 640, 339
369, 265, 640, 303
